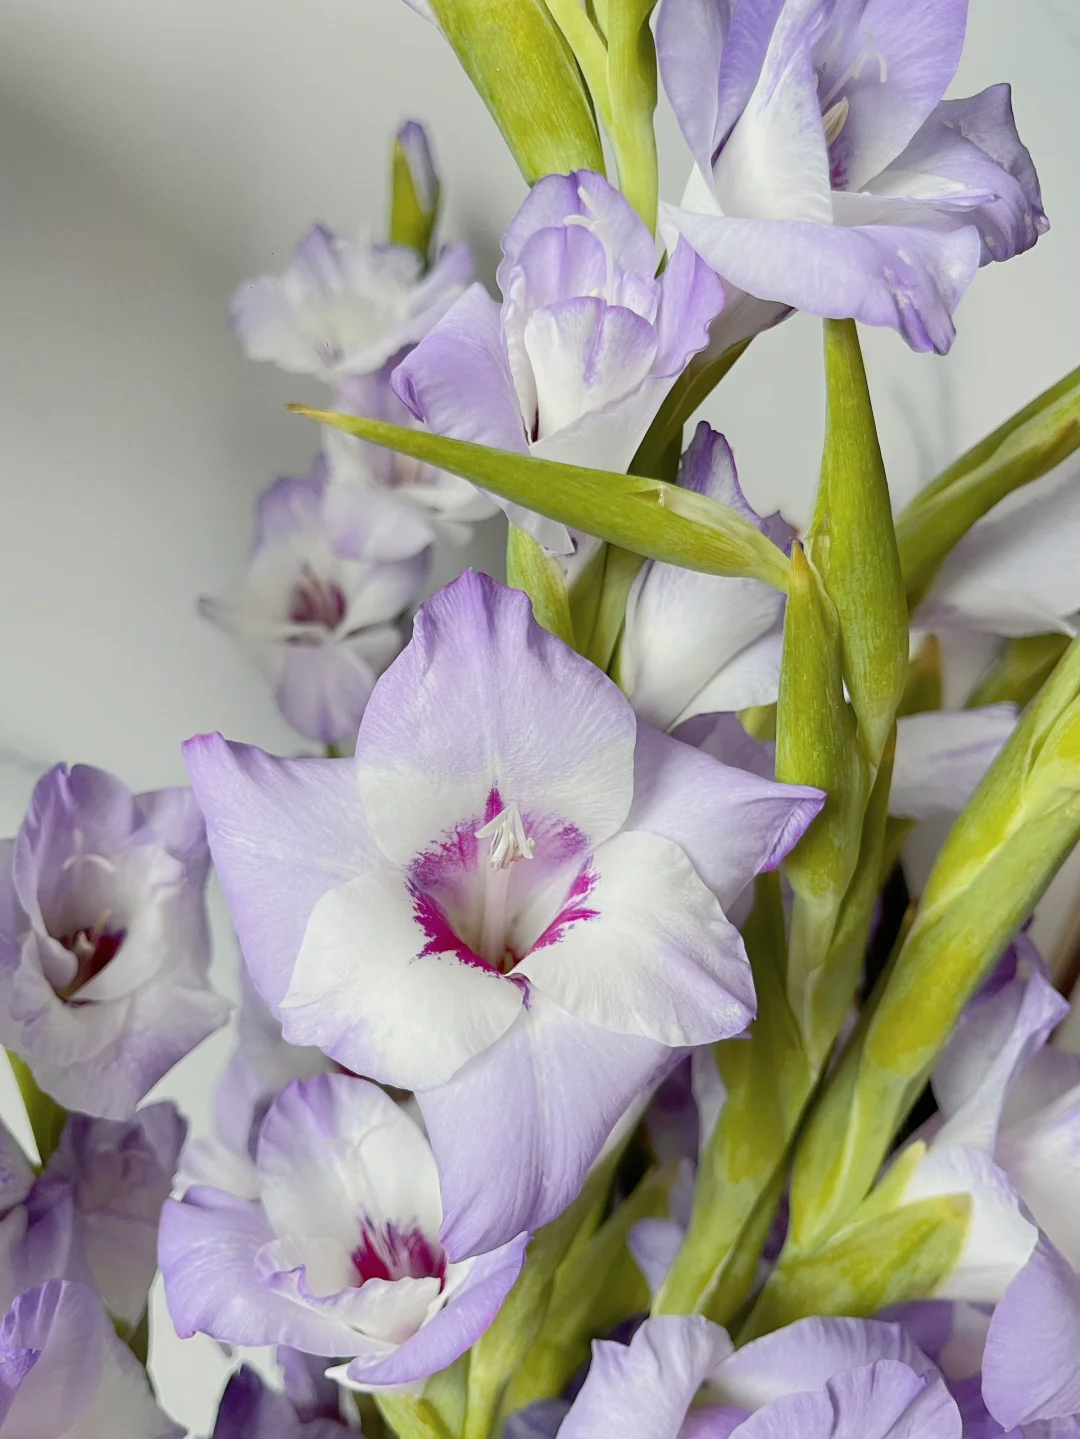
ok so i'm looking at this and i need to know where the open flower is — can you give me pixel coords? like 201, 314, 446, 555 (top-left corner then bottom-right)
323, 364, 499, 548
230, 224, 472, 384
555, 1314, 960, 1439
159, 1073, 527, 1389
392, 171, 724, 552
200, 462, 431, 747
184, 571, 822, 1255
0, 1280, 180, 1438
618, 423, 791, 731
658, 0, 1047, 354
0, 765, 227, 1119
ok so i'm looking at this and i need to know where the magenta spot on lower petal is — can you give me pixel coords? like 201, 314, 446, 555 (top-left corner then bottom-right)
410, 885, 498, 973
483, 786, 503, 824
352, 1220, 447, 1288
530, 862, 600, 951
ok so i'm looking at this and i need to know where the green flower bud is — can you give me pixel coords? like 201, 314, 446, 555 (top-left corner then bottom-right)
807, 320, 907, 768
391, 121, 441, 263
426, 0, 605, 183
899, 363, 1080, 609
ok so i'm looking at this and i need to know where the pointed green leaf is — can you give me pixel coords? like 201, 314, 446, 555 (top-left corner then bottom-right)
376, 1394, 453, 1439
7, 1052, 65, 1169
426, 0, 604, 182
292, 407, 791, 590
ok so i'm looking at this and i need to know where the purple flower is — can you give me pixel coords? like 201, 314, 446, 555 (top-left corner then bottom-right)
200, 461, 431, 747
392, 171, 725, 552
230, 225, 472, 384
916, 461, 1080, 637
324, 364, 499, 548
211, 1362, 350, 1438
0, 765, 227, 1119
26, 1103, 185, 1326
554, 1314, 960, 1439
618, 424, 791, 731
184, 571, 823, 1254
658, 0, 1047, 354
159, 1073, 527, 1389
0, 1279, 180, 1437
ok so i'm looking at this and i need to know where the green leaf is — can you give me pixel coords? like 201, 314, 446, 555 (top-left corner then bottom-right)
7, 1052, 65, 1168
740, 1194, 970, 1341
967, 634, 1072, 711
426, 0, 604, 183
291, 407, 790, 591
808, 321, 907, 767
605, 0, 659, 227
898, 363, 1080, 609
376, 1394, 453, 1439
506, 524, 576, 649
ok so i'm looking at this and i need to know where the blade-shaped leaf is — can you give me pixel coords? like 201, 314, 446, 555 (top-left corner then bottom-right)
291, 406, 790, 591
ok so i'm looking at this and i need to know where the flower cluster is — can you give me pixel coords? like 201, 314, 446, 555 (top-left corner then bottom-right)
4, 1, 1080, 1436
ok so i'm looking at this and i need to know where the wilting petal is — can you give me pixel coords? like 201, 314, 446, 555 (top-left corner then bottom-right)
983, 1236, 1080, 1429
419, 996, 672, 1258
518, 829, 753, 1046
625, 725, 823, 911
664, 204, 981, 355
182, 737, 377, 1011
559, 1315, 734, 1439
355, 572, 637, 864
890, 707, 1017, 821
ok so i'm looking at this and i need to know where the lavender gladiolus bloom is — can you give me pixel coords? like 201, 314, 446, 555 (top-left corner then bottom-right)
200, 462, 431, 746
159, 1073, 527, 1388
393, 171, 725, 552
324, 364, 499, 548
555, 1314, 961, 1439
0, 1280, 180, 1437
658, 0, 1047, 354
0, 765, 226, 1119
230, 224, 472, 384
619, 424, 792, 730
184, 571, 823, 1254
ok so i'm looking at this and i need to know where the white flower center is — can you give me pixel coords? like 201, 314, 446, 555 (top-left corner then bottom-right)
474, 801, 534, 969
476, 801, 535, 870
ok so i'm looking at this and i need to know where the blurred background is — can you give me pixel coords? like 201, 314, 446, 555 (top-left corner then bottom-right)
1, 0, 1078, 1429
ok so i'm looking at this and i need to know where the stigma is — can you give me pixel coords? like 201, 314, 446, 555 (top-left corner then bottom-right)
476, 801, 534, 870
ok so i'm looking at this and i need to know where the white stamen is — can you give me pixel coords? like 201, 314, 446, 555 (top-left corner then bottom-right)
476, 801, 534, 871
61, 830, 117, 875
819, 48, 888, 110
822, 96, 851, 147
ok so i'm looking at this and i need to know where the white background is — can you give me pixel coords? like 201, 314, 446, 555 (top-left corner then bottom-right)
1, 1, 1078, 1431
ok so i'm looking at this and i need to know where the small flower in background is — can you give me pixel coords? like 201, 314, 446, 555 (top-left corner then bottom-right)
200, 461, 431, 748
618, 423, 792, 732
185, 571, 823, 1256
324, 364, 499, 549
658, 0, 1047, 354
0, 1279, 181, 1437
229, 224, 472, 385
916, 461, 1080, 637
211, 1357, 352, 1437
553, 1312, 961, 1439
26, 1102, 186, 1327
0, 765, 227, 1119
159, 1073, 528, 1388
393, 170, 724, 553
